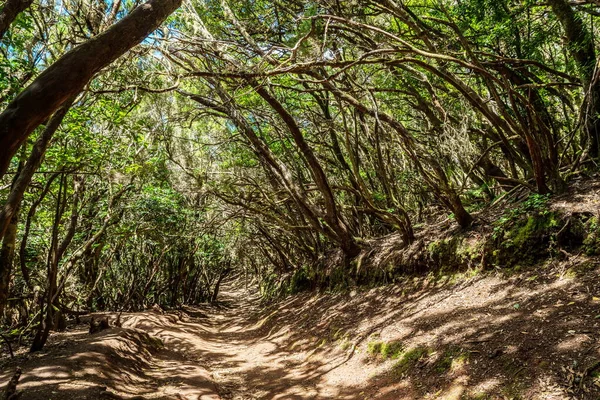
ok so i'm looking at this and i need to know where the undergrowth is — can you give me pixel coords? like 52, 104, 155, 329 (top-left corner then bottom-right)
264, 191, 600, 297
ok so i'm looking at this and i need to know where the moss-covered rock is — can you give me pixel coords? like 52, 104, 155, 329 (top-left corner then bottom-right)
583, 216, 600, 255
487, 211, 561, 267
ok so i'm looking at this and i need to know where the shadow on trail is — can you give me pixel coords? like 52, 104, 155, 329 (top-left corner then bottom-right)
0, 327, 219, 400
172, 268, 600, 399
2, 267, 600, 399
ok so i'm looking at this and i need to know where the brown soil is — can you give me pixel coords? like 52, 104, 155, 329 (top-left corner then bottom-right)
0, 264, 599, 400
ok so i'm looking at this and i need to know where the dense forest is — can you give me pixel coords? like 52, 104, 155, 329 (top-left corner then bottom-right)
1, 1, 600, 397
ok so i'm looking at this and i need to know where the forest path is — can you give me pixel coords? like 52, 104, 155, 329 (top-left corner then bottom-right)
120, 268, 600, 400
121, 278, 351, 399
0, 276, 357, 400
2, 266, 600, 399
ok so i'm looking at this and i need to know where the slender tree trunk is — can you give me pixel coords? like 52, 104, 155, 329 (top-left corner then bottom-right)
31, 175, 83, 352
252, 82, 360, 257
548, 0, 600, 158
30, 175, 66, 353
0, 199, 20, 316
211, 268, 232, 303
0, 98, 74, 240
318, 77, 474, 228
0, 152, 26, 315
19, 173, 60, 290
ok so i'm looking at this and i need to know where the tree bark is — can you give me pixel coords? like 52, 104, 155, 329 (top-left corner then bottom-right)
30, 175, 83, 352
0, 98, 74, 240
0, 0, 183, 178
252, 82, 360, 257
0, 0, 33, 39
0, 195, 20, 316
211, 268, 232, 303
19, 173, 59, 291
317, 77, 474, 228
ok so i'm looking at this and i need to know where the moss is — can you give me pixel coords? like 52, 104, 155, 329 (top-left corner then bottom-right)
428, 240, 443, 255
564, 261, 597, 279
138, 333, 164, 351
490, 211, 561, 267
329, 264, 353, 291
456, 238, 484, 263
367, 340, 383, 355
368, 339, 405, 360
465, 393, 490, 400
583, 216, 600, 255
393, 346, 431, 376
330, 326, 349, 342
426, 235, 486, 276
509, 213, 558, 249
289, 266, 312, 294
340, 340, 352, 351
434, 347, 469, 374
381, 341, 405, 359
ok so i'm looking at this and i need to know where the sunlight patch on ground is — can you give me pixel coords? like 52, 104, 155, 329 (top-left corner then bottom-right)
434, 380, 465, 400
469, 377, 502, 395
555, 334, 589, 352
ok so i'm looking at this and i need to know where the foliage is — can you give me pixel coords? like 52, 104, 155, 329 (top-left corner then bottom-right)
1, 0, 600, 351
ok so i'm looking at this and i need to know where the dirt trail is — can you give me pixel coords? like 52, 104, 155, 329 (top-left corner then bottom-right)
0, 279, 364, 400
125, 280, 357, 399
2, 266, 600, 399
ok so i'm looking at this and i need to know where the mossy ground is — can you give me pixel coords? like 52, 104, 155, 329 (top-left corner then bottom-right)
367, 339, 405, 360
434, 347, 469, 374
582, 216, 600, 255
271, 193, 600, 297
392, 346, 431, 376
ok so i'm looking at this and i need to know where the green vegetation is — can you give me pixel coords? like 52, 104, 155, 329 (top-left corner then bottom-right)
2, 1, 600, 399
583, 217, 600, 256
367, 340, 383, 355
369, 344, 469, 377
0, 0, 600, 355
393, 346, 432, 376
434, 348, 469, 374
367, 339, 405, 360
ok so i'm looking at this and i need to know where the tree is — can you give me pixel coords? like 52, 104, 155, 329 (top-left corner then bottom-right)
548, 0, 600, 159
0, 0, 183, 178
0, 0, 34, 39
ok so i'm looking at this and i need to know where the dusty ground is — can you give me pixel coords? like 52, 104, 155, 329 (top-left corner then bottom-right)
0, 264, 599, 400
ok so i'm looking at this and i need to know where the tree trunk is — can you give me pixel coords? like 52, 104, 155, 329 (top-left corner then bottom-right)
548, 0, 600, 158
31, 175, 83, 352
0, 98, 74, 240
211, 268, 232, 303
0, 153, 26, 316
252, 82, 360, 258
0, 0, 183, 178
448, 192, 474, 228
0, 0, 34, 39
0, 200, 20, 316
19, 173, 60, 291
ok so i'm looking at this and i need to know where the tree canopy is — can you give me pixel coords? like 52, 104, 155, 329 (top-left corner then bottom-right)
1, 0, 600, 351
